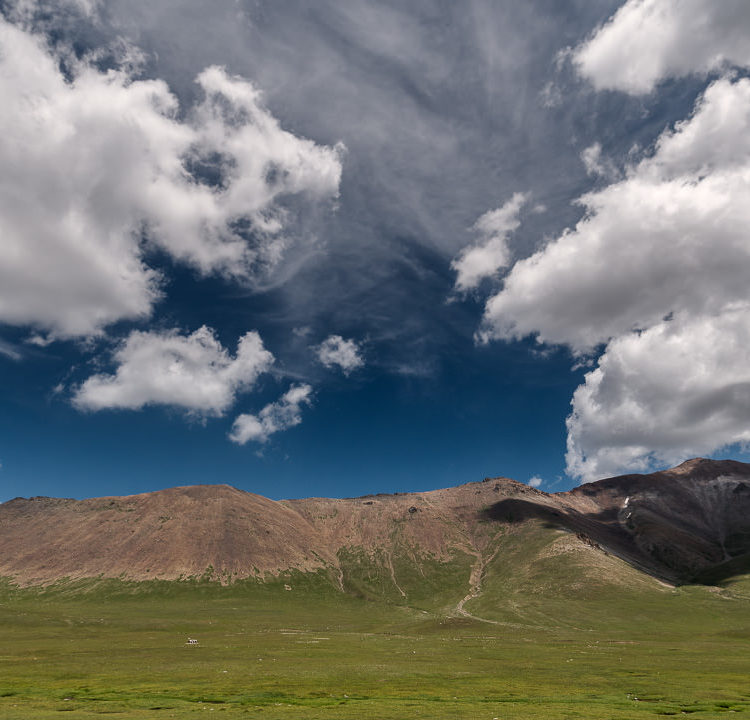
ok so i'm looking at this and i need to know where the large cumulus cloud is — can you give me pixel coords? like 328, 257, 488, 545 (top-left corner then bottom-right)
479, 77, 750, 353
0, 12, 343, 340
574, 0, 750, 94
468, 1, 750, 482
566, 310, 750, 481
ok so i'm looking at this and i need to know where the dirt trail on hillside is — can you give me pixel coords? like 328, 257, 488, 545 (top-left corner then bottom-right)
453, 531, 504, 624
386, 550, 407, 598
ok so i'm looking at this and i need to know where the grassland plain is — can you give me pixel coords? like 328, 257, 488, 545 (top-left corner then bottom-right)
2, 524, 750, 719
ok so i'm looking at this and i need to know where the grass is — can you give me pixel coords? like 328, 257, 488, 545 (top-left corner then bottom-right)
1, 529, 750, 719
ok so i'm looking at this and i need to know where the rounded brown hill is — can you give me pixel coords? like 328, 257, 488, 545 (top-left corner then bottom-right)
0, 484, 330, 584
0, 477, 531, 585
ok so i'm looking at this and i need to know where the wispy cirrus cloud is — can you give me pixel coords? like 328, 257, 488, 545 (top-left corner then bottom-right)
0, 339, 23, 361
95, 0, 615, 366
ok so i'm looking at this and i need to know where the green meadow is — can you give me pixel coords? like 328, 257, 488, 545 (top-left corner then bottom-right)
2, 532, 750, 719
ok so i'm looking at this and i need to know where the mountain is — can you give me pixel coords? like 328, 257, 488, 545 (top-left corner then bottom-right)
485, 457, 750, 582
2, 458, 750, 598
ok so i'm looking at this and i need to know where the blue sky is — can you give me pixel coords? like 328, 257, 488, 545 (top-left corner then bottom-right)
2, 0, 750, 501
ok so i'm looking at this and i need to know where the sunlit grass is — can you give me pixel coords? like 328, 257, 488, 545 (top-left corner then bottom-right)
1, 539, 749, 719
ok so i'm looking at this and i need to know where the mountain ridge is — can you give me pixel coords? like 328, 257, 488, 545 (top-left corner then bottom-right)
2, 458, 750, 593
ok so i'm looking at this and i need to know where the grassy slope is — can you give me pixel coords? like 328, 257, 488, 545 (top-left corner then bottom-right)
1, 524, 750, 719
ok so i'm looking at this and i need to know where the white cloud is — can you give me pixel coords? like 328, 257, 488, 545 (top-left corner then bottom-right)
528, 476, 543, 488
476, 69, 750, 480
0, 339, 22, 361
539, 80, 563, 108
580, 142, 620, 180
567, 310, 750, 482
573, 0, 750, 94
315, 335, 364, 374
4, 0, 100, 25
556, 3, 750, 479
229, 384, 313, 444
73, 326, 273, 415
0, 15, 343, 339
480, 77, 750, 353
292, 326, 313, 339
451, 192, 527, 293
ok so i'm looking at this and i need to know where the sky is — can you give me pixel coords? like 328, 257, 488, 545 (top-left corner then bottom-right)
2, 0, 750, 502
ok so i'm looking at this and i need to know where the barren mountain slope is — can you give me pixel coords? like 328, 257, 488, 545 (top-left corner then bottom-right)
559, 458, 750, 578
0, 476, 537, 585
0, 484, 330, 584
2, 458, 750, 589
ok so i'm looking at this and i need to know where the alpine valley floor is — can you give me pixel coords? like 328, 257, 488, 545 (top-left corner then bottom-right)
1, 538, 750, 718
